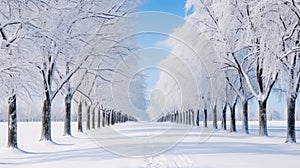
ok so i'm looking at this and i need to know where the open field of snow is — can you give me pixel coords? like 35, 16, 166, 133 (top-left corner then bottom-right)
0, 121, 299, 168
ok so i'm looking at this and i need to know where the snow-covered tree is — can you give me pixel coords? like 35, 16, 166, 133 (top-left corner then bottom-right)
277, 0, 300, 143
0, 0, 41, 148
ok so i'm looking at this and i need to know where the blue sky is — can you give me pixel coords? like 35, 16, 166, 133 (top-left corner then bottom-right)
138, 0, 186, 17
136, 0, 186, 49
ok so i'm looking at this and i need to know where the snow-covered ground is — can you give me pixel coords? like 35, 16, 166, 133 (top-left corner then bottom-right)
0, 121, 299, 168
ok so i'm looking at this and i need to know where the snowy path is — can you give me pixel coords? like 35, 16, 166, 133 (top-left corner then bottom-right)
0, 121, 300, 168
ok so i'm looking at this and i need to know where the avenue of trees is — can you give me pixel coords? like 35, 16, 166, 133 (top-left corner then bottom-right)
0, 0, 141, 149
156, 0, 300, 143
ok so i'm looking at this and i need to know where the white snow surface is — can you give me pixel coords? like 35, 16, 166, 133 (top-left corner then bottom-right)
0, 121, 299, 168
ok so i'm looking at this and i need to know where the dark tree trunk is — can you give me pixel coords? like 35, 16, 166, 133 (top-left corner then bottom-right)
8, 94, 17, 148
285, 41, 298, 142
111, 110, 115, 125
97, 108, 101, 128
92, 107, 95, 129
78, 101, 83, 132
102, 111, 105, 127
286, 96, 297, 143
196, 109, 200, 126
178, 112, 182, 124
110, 111, 115, 125
188, 110, 191, 125
106, 110, 111, 126
187, 112, 189, 124
242, 101, 249, 134
41, 93, 52, 141
186, 111, 189, 125
63, 93, 72, 136
258, 100, 268, 136
124, 114, 128, 122
86, 105, 91, 130
213, 104, 217, 129
64, 62, 72, 136
230, 103, 237, 132
221, 104, 227, 130
191, 109, 195, 126
184, 111, 188, 125
203, 108, 208, 128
